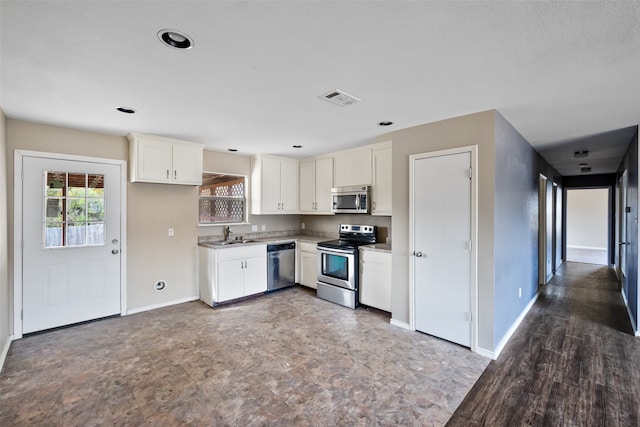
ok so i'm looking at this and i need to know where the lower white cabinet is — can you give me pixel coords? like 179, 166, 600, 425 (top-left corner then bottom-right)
359, 249, 391, 311
198, 244, 267, 306
297, 241, 318, 289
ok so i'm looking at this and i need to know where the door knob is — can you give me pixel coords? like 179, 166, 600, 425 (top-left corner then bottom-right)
414, 251, 423, 257
619, 242, 627, 245
112, 249, 119, 254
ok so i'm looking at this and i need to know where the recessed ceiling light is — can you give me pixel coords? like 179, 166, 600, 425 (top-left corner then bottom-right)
573, 150, 589, 158
228, 148, 238, 152
292, 145, 303, 149
579, 163, 588, 167
378, 121, 393, 126
116, 107, 136, 114
158, 29, 193, 50
580, 167, 592, 173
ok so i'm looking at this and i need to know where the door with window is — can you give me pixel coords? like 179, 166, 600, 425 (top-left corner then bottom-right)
22, 156, 122, 333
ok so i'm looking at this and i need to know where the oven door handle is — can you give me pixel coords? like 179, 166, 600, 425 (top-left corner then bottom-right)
318, 247, 354, 255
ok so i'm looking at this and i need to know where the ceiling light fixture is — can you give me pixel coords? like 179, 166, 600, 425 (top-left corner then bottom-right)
580, 167, 592, 173
378, 121, 393, 126
292, 145, 303, 149
579, 163, 588, 167
116, 106, 136, 114
158, 29, 193, 50
228, 148, 238, 152
573, 150, 589, 158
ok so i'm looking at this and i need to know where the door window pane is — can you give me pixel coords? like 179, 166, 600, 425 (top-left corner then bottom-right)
44, 171, 105, 248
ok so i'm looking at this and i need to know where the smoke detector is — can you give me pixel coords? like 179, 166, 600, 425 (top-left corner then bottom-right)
319, 89, 361, 107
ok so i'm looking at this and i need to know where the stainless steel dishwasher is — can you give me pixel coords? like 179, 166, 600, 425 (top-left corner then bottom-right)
267, 242, 296, 291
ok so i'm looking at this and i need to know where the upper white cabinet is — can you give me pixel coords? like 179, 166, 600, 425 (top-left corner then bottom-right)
372, 142, 392, 216
299, 157, 333, 214
128, 133, 203, 185
333, 147, 372, 187
251, 155, 299, 214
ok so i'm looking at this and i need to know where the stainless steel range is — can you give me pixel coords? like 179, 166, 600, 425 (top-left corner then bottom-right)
317, 224, 376, 309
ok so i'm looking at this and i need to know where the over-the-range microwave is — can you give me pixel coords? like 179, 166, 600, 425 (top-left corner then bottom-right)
331, 185, 370, 214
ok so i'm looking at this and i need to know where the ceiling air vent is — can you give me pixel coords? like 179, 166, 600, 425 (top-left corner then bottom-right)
319, 89, 361, 107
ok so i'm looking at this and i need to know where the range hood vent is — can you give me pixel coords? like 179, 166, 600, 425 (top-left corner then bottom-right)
319, 89, 361, 107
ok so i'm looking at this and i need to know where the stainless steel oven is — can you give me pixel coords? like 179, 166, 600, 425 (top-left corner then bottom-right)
317, 246, 356, 290
316, 224, 376, 309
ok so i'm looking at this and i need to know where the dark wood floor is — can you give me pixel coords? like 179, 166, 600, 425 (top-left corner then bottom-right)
448, 262, 640, 426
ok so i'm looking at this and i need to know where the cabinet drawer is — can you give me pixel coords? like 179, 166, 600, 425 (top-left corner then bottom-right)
216, 244, 266, 261
361, 249, 391, 265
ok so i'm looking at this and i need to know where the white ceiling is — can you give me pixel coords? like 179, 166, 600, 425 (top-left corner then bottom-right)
1, 1, 638, 175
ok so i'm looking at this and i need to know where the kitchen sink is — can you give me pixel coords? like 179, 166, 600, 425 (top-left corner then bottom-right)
201, 239, 259, 247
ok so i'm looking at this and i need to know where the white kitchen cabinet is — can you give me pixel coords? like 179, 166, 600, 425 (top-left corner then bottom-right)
297, 241, 318, 289
333, 147, 372, 187
299, 157, 333, 214
198, 244, 267, 306
251, 155, 299, 214
128, 132, 203, 185
359, 249, 391, 312
372, 143, 392, 216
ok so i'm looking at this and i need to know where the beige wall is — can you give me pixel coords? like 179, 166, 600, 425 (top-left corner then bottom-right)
198, 149, 302, 239
384, 110, 496, 351
0, 109, 9, 352
301, 214, 391, 241
566, 188, 609, 249
5, 120, 198, 317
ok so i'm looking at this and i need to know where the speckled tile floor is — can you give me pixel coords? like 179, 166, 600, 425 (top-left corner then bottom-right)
0, 286, 489, 426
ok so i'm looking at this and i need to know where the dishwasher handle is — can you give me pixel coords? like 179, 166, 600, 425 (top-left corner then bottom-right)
267, 242, 296, 252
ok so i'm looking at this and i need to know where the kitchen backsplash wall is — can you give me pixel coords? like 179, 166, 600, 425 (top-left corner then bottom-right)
302, 214, 392, 243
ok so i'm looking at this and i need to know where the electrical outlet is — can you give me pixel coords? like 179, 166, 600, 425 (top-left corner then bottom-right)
518, 288, 522, 298
251, 225, 258, 232
261, 224, 266, 231
301, 222, 305, 230
168, 228, 174, 237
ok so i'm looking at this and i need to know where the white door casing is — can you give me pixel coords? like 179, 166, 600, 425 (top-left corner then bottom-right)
409, 146, 477, 350
14, 151, 127, 338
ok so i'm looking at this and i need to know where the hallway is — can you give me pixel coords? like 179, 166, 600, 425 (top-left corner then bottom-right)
448, 262, 640, 426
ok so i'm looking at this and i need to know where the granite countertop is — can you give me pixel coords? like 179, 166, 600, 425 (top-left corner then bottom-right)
360, 243, 392, 253
198, 234, 332, 249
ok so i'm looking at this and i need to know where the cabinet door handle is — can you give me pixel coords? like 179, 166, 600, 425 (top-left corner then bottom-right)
174, 170, 177, 180
166, 169, 170, 179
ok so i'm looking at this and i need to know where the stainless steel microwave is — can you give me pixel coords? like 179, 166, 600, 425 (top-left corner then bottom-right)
331, 186, 370, 214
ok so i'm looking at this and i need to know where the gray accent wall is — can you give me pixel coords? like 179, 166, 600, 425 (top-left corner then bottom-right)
618, 127, 639, 332
493, 112, 541, 348
0, 109, 9, 355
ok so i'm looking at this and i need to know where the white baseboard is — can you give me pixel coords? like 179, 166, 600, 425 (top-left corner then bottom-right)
566, 245, 607, 251
492, 292, 540, 360
126, 296, 199, 315
475, 347, 496, 359
621, 288, 639, 336
0, 335, 13, 372
390, 318, 410, 330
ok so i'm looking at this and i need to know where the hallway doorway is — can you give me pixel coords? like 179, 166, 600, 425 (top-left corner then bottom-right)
566, 188, 610, 265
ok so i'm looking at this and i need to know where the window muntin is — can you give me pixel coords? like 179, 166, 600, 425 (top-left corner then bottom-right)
44, 172, 105, 248
199, 172, 246, 224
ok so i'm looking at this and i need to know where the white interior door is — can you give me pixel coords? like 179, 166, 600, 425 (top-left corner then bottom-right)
22, 156, 122, 333
412, 151, 472, 347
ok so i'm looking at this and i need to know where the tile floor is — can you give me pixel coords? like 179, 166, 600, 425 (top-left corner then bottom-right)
0, 286, 489, 426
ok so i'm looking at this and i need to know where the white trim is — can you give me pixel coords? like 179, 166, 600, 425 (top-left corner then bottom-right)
0, 335, 12, 371
475, 347, 496, 359
126, 296, 199, 315
13, 150, 127, 339
409, 145, 479, 353
493, 292, 540, 359
566, 245, 607, 251
621, 288, 638, 335
390, 318, 410, 330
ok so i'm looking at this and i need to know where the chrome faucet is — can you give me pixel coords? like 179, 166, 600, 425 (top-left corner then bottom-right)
223, 226, 232, 241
